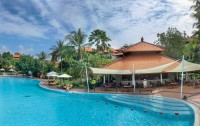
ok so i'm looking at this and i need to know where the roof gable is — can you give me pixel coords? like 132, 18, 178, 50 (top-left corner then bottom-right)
123, 41, 165, 53
103, 54, 177, 70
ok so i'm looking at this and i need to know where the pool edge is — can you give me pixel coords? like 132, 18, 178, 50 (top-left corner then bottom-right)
38, 79, 197, 126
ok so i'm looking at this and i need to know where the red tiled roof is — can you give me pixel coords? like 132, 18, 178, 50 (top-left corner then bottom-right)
13, 52, 21, 59
103, 53, 178, 70
112, 49, 123, 56
84, 47, 93, 52
123, 41, 165, 53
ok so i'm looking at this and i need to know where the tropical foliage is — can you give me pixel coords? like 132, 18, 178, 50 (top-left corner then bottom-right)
65, 28, 87, 61
154, 28, 188, 59
89, 29, 111, 52
191, 0, 200, 42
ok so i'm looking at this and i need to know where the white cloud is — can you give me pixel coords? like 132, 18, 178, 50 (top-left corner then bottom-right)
0, 0, 196, 50
18, 45, 34, 54
0, 45, 12, 54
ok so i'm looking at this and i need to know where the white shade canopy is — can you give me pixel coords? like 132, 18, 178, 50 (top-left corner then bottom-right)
136, 61, 178, 74
9, 69, 15, 72
58, 74, 72, 78
0, 68, 5, 71
47, 71, 58, 77
90, 60, 200, 75
168, 60, 200, 72
90, 67, 132, 75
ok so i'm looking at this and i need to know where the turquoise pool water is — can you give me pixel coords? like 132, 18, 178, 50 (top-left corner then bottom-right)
0, 77, 194, 126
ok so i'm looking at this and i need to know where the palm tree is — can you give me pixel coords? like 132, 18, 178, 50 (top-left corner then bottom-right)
37, 51, 47, 61
37, 51, 48, 75
89, 29, 111, 52
65, 28, 87, 61
50, 40, 66, 73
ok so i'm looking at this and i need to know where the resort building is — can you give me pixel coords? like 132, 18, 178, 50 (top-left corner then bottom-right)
13, 52, 21, 60
101, 37, 179, 85
84, 47, 93, 53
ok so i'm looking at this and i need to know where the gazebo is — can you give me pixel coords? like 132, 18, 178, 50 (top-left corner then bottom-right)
89, 38, 200, 96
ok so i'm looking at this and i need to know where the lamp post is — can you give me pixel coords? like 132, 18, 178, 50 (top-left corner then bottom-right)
85, 62, 89, 93
180, 55, 184, 99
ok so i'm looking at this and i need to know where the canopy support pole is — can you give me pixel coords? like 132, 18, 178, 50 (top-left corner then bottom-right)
132, 64, 136, 93
180, 55, 184, 99
85, 63, 89, 93
160, 73, 163, 84
186, 72, 188, 81
103, 75, 105, 83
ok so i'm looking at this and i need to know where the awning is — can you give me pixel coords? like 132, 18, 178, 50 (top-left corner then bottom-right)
135, 61, 178, 74
167, 60, 200, 72
90, 67, 132, 75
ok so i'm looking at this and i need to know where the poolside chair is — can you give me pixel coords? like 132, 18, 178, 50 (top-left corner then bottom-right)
122, 82, 132, 92
66, 84, 73, 91
101, 83, 112, 92
49, 80, 57, 86
168, 81, 178, 88
193, 80, 200, 88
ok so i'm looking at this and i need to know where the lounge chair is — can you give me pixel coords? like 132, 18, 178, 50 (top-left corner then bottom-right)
122, 83, 132, 92
193, 80, 200, 88
49, 80, 57, 86
101, 83, 112, 92
66, 84, 73, 91
168, 82, 178, 88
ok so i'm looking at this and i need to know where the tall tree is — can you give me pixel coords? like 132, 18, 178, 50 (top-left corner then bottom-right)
1, 52, 14, 69
15, 55, 41, 76
154, 28, 187, 59
189, 0, 200, 63
89, 29, 111, 52
37, 51, 48, 74
191, 0, 200, 42
50, 40, 66, 73
37, 51, 47, 61
65, 28, 87, 61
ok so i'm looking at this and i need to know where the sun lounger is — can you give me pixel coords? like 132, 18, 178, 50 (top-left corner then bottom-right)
193, 80, 200, 88
122, 83, 132, 92
168, 82, 178, 88
49, 80, 57, 86
66, 84, 73, 91
101, 83, 112, 92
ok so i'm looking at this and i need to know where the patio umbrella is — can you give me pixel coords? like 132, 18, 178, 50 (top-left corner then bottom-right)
47, 71, 58, 77
57, 74, 72, 85
9, 69, 15, 72
57, 74, 72, 78
0, 68, 5, 75
47, 71, 58, 84
0, 68, 5, 71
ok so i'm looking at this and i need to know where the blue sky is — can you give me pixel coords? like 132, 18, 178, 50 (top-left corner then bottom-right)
0, 0, 195, 56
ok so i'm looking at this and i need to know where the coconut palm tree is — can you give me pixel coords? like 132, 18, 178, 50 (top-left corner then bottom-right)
37, 51, 47, 61
37, 51, 48, 76
89, 29, 111, 52
50, 40, 66, 73
65, 28, 87, 61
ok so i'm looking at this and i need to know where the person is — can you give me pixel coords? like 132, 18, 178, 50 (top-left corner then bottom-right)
143, 79, 148, 89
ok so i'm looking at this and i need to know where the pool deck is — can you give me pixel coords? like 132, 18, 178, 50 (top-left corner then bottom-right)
40, 79, 200, 126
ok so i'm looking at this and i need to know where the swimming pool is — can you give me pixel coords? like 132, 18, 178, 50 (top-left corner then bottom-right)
0, 77, 194, 126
